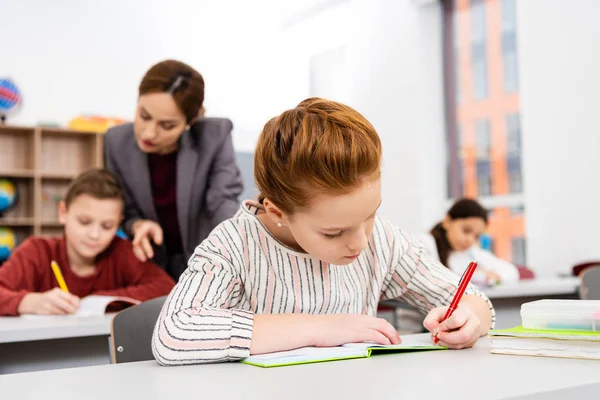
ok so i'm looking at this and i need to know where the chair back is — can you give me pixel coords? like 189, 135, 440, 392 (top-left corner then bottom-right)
110, 296, 167, 363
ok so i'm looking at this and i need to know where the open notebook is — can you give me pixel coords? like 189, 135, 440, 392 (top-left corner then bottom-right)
489, 326, 600, 360
75, 295, 140, 316
242, 335, 446, 368
21, 295, 140, 317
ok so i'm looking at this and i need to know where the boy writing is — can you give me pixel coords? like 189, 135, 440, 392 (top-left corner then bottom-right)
0, 169, 175, 316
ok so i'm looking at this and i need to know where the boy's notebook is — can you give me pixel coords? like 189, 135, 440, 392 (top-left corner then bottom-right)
489, 326, 600, 360
242, 335, 446, 368
21, 295, 140, 318
75, 295, 140, 316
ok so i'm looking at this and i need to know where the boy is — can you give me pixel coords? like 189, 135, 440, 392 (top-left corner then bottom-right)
0, 169, 175, 316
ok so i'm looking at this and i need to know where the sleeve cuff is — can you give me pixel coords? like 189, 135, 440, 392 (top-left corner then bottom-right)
228, 309, 254, 360
6, 291, 30, 316
466, 285, 496, 329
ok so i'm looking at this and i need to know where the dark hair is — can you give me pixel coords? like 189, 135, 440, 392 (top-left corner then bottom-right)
430, 198, 488, 267
254, 97, 382, 214
64, 169, 125, 209
138, 59, 205, 123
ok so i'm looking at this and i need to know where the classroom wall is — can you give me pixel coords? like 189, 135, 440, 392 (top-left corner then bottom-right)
518, 0, 600, 274
282, 0, 448, 233
2, 0, 448, 234
0, 0, 306, 152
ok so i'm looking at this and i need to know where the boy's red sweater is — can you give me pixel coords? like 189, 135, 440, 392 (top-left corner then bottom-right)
0, 236, 176, 316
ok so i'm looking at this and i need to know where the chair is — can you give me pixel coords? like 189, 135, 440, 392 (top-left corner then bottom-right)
516, 265, 535, 280
110, 296, 167, 363
572, 261, 600, 277
579, 266, 600, 300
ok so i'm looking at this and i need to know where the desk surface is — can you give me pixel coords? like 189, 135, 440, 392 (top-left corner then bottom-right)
1, 334, 599, 400
484, 276, 580, 299
0, 314, 113, 344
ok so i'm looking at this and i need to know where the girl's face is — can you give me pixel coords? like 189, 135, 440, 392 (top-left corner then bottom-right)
267, 176, 382, 266
133, 93, 187, 154
442, 216, 487, 252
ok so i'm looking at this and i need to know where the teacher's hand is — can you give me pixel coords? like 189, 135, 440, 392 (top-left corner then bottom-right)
131, 219, 163, 262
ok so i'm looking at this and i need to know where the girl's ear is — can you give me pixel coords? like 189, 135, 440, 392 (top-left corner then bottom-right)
262, 198, 287, 227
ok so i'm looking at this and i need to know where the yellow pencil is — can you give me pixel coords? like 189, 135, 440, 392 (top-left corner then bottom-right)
51, 260, 69, 293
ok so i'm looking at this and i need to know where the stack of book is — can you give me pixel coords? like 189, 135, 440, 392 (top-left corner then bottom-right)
489, 326, 600, 360
489, 299, 600, 360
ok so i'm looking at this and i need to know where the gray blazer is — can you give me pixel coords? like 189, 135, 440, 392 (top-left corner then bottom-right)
103, 118, 243, 266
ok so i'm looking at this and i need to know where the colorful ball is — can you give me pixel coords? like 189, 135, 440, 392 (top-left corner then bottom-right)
0, 227, 16, 262
0, 79, 22, 114
0, 179, 17, 212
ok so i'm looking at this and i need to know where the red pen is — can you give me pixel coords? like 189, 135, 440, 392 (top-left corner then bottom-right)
433, 261, 478, 345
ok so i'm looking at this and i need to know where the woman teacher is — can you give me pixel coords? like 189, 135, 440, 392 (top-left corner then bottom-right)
104, 59, 243, 279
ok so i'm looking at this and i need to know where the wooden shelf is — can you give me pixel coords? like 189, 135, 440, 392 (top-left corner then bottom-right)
0, 217, 35, 226
39, 127, 100, 136
0, 169, 35, 178
0, 124, 104, 240
41, 220, 62, 227
0, 126, 35, 134
40, 172, 78, 180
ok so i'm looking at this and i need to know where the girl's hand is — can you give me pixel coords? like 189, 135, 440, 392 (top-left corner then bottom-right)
423, 306, 480, 349
313, 314, 401, 347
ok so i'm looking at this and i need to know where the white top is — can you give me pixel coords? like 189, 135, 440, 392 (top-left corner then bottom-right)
0, 314, 113, 344
419, 233, 520, 285
2, 334, 600, 400
152, 201, 494, 365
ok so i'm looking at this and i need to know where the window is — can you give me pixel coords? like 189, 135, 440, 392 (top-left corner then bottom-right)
476, 159, 492, 196
510, 205, 524, 215
477, 167, 492, 196
475, 120, 491, 159
512, 237, 526, 266
471, 0, 488, 99
508, 170, 522, 193
506, 113, 523, 193
453, 12, 461, 103
444, 0, 525, 265
506, 113, 521, 157
502, 0, 518, 92
457, 158, 465, 198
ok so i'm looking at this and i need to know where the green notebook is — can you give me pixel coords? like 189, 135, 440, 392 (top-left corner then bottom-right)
241, 335, 446, 368
489, 325, 600, 341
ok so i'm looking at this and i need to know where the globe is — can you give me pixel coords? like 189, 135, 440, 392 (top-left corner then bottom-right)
0, 227, 16, 262
0, 179, 17, 212
0, 79, 22, 119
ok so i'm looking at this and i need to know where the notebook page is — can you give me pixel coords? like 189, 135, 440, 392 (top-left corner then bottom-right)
243, 345, 367, 366
75, 295, 137, 316
343, 334, 436, 350
491, 338, 600, 360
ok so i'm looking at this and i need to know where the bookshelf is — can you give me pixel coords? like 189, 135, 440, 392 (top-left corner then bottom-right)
0, 125, 104, 241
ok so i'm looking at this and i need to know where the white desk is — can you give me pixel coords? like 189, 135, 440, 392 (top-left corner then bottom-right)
1, 334, 598, 400
0, 314, 114, 375
483, 277, 580, 329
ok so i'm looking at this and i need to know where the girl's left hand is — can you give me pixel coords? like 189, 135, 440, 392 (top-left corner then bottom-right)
423, 306, 481, 349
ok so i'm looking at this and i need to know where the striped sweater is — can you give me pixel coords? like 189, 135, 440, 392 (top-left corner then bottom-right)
152, 201, 495, 365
